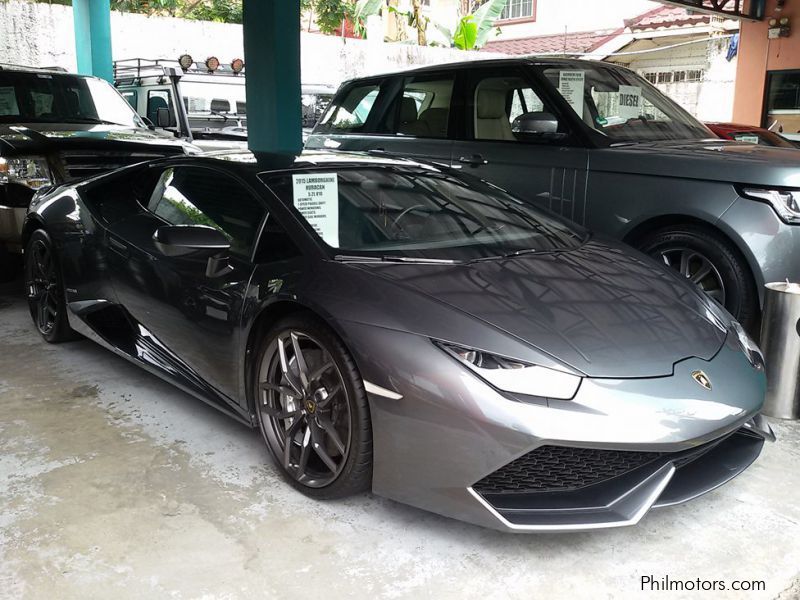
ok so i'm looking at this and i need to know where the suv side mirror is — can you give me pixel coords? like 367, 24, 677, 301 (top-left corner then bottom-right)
156, 107, 172, 128
511, 112, 566, 141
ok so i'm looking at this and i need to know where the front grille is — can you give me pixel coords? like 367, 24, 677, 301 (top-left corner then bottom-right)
474, 445, 664, 495
59, 151, 170, 181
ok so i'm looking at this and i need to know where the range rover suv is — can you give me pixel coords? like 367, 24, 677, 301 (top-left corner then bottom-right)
0, 64, 195, 279
306, 58, 800, 330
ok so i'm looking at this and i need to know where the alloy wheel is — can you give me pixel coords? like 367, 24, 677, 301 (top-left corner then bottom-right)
26, 239, 59, 335
659, 247, 726, 305
258, 331, 351, 488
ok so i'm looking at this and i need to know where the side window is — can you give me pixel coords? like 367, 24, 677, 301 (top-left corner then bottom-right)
395, 74, 454, 139
253, 216, 302, 263
120, 89, 138, 110
148, 167, 265, 258
147, 90, 175, 127
472, 71, 565, 144
316, 83, 381, 133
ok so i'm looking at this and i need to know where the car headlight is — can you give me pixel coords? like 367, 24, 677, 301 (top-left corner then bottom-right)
731, 320, 764, 370
436, 341, 582, 400
741, 187, 800, 224
0, 156, 53, 191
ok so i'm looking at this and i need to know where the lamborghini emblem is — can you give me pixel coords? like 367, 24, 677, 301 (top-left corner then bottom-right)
691, 370, 712, 391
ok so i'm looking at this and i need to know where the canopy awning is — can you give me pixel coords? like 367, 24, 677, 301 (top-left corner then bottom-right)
659, 0, 765, 20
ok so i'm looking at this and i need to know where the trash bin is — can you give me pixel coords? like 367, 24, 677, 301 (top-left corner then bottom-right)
760, 281, 800, 420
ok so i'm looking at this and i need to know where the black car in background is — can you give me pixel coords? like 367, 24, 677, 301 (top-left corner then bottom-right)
0, 64, 196, 279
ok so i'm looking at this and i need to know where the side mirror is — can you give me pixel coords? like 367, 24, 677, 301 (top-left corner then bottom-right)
153, 225, 230, 258
156, 107, 172, 128
512, 111, 560, 135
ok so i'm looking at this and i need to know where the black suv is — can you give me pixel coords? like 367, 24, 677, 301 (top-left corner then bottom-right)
0, 65, 196, 278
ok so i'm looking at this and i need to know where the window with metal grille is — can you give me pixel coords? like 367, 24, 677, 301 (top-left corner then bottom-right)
500, 0, 534, 20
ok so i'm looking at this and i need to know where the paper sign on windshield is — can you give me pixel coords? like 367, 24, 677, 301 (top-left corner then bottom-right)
618, 85, 643, 120
292, 173, 339, 247
0, 87, 19, 116
559, 71, 585, 119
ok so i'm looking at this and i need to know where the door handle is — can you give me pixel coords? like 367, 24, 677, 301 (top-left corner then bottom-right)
458, 154, 488, 167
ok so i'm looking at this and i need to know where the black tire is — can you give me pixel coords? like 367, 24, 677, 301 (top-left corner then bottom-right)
24, 229, 79, 343
253, 312, 372, 499
636, 225, 758, 330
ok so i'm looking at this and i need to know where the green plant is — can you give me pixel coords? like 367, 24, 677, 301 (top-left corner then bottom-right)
352, 0, 384, 38
436, 0, 506, 50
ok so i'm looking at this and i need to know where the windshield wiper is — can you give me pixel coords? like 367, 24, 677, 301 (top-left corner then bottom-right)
334, 255, 459, 265
469, 248, 540, 263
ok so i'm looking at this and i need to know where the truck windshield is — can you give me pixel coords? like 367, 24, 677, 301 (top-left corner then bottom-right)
540, 64, 712, 143
0, 71, 146, 127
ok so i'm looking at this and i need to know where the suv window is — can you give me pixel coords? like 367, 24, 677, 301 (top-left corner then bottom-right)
148, 166, 264, 257
316, 83, 381, 133
395, 74, 455, 139
470, 72, 565, 143
147, 89, 175, 127
0, 71, 144, 128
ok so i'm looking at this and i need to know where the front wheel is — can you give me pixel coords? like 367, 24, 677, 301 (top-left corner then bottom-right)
254, 313, 372, 499
25, 229, 78, 343
636, 225, 758, 330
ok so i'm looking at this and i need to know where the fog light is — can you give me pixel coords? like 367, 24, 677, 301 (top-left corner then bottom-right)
230, 58, 244, 74
178, 53, 194, 70
205, 56, 220, 72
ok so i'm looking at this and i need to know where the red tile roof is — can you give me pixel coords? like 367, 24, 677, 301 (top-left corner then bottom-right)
483, 28, 621, 56
624, 5, 709, 31
482, 5, 710, 56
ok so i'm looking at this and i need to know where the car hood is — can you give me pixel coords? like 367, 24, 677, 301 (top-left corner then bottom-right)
349, 238, 727, 379
593, 139, 800, 188
0, 123, 192, 154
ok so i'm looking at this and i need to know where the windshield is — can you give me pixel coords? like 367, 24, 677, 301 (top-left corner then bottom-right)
540, 64, 712, 143
0, 71, 145, 127
181, 80, 247, 116
264, 166, 586, 262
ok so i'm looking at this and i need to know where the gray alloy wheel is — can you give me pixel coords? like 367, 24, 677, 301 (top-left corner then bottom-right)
658, 247, 726, 306
257, 328, 356, 490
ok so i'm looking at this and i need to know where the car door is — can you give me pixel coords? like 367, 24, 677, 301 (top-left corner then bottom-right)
450, 66, 590, 225
105, 165, 265, 402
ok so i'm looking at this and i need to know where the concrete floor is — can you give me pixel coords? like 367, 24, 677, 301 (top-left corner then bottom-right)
1, 279, 800, 600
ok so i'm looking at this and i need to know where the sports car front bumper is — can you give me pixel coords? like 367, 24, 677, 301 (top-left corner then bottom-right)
347, 322, 771, 532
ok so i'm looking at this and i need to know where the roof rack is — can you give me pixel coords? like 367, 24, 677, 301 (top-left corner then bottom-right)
113, 58, 245, 83
0, 63, 69, 73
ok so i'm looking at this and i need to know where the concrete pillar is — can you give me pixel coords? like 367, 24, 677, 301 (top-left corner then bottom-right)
242, 0, 302, 155
72, 0, 113, 82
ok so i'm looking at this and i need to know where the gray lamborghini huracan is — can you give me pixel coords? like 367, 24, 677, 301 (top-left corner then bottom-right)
22, 150, 774, 532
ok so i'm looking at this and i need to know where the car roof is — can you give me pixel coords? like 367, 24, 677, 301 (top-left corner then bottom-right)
341, 56, 622, 84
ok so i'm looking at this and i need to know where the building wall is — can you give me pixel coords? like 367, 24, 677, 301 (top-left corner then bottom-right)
0, 1, 493, 88
612, 36, 738, 122
422, 0, 660, 43
733, 0, 800, 125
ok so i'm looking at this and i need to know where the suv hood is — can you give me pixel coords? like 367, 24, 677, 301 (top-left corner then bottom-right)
353, 238, 727, 378
593, 139, 800, 188
0, 123, 192, 154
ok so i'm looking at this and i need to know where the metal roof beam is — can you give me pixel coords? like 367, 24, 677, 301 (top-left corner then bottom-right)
659, 0, 765, 21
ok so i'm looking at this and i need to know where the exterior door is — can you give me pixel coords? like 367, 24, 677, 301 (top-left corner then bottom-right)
106, 165, 264, 401
450, 66, 590, 225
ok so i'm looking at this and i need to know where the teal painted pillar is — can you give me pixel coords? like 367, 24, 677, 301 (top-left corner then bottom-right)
242, 0, 302, 155
73, 0, 113, 82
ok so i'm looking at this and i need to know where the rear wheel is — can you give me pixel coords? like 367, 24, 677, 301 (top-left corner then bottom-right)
254, 313, 372, 499
636, 225, 758, 330
25, 229, 78, 343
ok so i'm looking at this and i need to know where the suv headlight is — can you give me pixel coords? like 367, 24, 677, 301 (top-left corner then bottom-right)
0, 156, 53, 191
437, 341, 582, 400
731, 320, 764, 370
741, 187, 800, 224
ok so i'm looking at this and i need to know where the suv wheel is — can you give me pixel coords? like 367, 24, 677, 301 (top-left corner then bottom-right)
636, 225, 758, 330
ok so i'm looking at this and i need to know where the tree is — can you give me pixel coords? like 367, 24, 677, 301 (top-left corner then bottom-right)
27, 0, 244, 23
